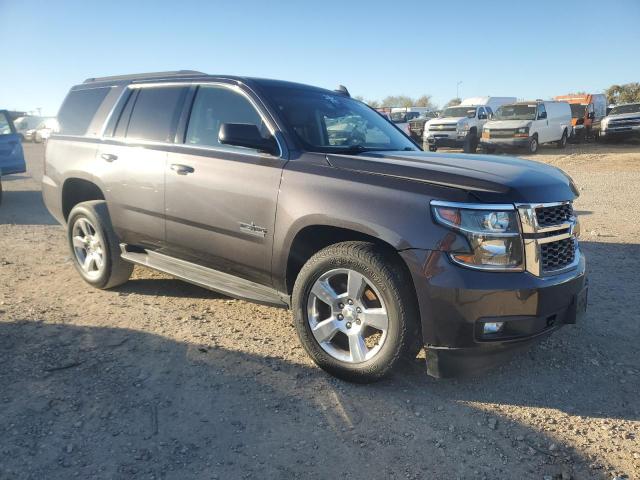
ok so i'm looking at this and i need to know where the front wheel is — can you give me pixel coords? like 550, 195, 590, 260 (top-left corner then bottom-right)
67, 201, 133, 289
463, 132, 478, 153
428, 145, 437, 152
527, 135, 539, 154
292, 241, 420, 383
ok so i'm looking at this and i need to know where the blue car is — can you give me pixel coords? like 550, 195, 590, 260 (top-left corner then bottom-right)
0, 110, 27, 205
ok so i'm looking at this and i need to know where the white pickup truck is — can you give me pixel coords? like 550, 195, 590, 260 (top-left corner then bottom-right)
423, 97, 516, 153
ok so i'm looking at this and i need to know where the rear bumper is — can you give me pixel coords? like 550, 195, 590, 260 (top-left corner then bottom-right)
399, 249, 587, 377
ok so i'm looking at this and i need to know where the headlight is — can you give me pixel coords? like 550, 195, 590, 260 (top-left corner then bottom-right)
514, 126, 529, 138
431, 201, 524, 271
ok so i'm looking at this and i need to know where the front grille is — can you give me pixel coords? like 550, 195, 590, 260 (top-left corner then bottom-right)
609, 117, 640, 128
428, 124, 457, 132
536, 203, 573, 227
487, 129, 515, 138
541, 237, 576, 272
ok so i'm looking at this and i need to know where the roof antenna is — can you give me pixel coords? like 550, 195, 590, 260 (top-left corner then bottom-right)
335, 85, 351, 97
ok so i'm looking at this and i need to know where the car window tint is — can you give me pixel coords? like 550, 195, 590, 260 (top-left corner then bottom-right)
537, 104, 547, 118
185, 85, 269, 149
0, 112, 12, 135
126, 86, 188, 142
57, 87, 111, 135
113, 90, 137, 138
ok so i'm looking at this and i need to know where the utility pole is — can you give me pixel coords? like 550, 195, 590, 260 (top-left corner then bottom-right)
456, 81, 463, 100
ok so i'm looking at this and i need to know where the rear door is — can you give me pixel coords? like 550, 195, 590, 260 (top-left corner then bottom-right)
0, 111, 26, 176
95, 85, 188, 248
164, 83, 286, 286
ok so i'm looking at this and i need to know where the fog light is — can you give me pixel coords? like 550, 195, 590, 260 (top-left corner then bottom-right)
483, 322, 505, 334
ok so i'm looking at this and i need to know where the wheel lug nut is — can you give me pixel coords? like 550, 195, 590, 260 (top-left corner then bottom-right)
346, 322, 352, 329
356, 319, 361, 325
338, 303, 344, 309
356, 307, 362, 313
337, 314, 344, 320
348, 299, 354, 305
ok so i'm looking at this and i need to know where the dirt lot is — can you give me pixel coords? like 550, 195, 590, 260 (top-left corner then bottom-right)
1, 142, 639, 480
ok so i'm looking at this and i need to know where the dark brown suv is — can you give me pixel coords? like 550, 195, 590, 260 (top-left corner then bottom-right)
43, 71, 588, 382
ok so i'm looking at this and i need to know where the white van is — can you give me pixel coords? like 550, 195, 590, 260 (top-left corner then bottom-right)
480, 101, 572, 154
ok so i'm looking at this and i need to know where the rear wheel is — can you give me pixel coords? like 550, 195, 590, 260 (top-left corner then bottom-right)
527, 135, 539, 154
292, 241, 420, 383
67, 201, 133, 289
557, 130, 568, 149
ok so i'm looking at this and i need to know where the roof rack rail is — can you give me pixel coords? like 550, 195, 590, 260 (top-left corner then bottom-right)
83, 70, 206, 84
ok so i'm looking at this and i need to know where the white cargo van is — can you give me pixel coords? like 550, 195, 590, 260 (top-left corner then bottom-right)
423, 96, 515, 153
480, 101, 572, 154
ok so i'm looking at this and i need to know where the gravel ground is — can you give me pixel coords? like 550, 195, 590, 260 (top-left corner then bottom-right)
0, 142, 638, 480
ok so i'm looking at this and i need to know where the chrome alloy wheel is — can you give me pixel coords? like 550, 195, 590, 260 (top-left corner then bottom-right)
306, 268, 389, 363
71, 217, 105, 279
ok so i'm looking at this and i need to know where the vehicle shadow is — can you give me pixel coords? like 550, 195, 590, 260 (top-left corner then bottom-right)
0, 190, 57, 226
118, 275, 229, 300
0, 320, 607, 480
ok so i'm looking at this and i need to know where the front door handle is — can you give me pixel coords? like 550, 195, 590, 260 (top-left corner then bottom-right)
170, 164, 195, 175
101, 153, 118, 162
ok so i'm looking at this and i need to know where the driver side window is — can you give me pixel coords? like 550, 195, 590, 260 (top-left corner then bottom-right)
537, 104, 547, 119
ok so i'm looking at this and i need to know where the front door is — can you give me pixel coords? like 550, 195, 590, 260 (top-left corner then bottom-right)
0, 111, 26, 176
164, 84, 286, 286
536, 103, 549, 143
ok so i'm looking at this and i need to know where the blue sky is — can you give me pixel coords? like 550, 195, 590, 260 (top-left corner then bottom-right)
2, 0, 639, 115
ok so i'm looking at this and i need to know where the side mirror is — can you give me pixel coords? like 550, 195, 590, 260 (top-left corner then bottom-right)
538, 111, 547, 120
478, 113, 487, 120
219, 123, 278, 155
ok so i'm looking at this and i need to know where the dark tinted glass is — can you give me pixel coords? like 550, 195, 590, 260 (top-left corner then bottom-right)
113, 90, 137, 138
57, 87, 111, 135
185, 85, 268, 149
126, 86, 187, 142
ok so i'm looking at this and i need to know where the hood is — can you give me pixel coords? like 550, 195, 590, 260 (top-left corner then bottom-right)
605, 111, 640, 121
326, 151, 578, 203
484, 119, 532, 129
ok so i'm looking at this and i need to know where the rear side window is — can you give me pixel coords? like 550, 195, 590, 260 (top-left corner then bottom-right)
57, 87, 111, 135
0, 112, 13, 135
126, 86, 188, 142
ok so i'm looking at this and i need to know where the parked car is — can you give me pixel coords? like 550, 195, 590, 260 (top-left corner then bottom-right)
43, 71, 587, 382
389, 110, 423, 135
554, 94, 607, 142
33, 117, 59, 143
481, 101, 572, 154
599, 103, 640, 141
13, 115, 43, 141
423, 97, 516, 153
407, 111, 438, 144
0, 110, 27, 205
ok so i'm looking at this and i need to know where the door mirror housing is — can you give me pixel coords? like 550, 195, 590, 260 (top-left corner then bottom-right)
219, 123, 279, 156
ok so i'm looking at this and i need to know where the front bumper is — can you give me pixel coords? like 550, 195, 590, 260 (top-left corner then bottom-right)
424, 132, 467, 149
399, 249, 587, 377
480, 137, 529, 149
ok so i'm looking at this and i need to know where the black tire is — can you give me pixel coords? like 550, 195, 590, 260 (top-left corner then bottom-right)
67, 200, 133, 289
292, 241, 420, 383
428, 145, 437, 152
527, 135, 539, 154
482, 145, 496, 154
557, 130, 568, 149
463, 131, 478, 153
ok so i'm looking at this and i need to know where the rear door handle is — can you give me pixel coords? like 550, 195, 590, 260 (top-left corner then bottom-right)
101, 153, 118, 162
170, 164, 195, 175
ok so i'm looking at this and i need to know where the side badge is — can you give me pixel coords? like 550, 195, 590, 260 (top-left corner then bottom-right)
240, 222, 267, 238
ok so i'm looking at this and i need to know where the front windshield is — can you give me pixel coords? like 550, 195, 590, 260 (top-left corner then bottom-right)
609, 104, 640, 116
569, 104, 587, 118
442, 107, 476, 118
262, 86, 418, 153
493, 104, 537, 121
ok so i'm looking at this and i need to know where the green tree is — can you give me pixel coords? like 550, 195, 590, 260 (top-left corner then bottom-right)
605, 83, 640, 104
443, 97, 462, 108
381, 95, 414, 108
414, 95, 435, 109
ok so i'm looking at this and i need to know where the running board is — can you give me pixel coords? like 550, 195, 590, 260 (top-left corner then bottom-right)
119, 245, 288, 307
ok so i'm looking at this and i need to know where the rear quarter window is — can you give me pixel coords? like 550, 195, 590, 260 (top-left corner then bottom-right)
57, 87, 111, 136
